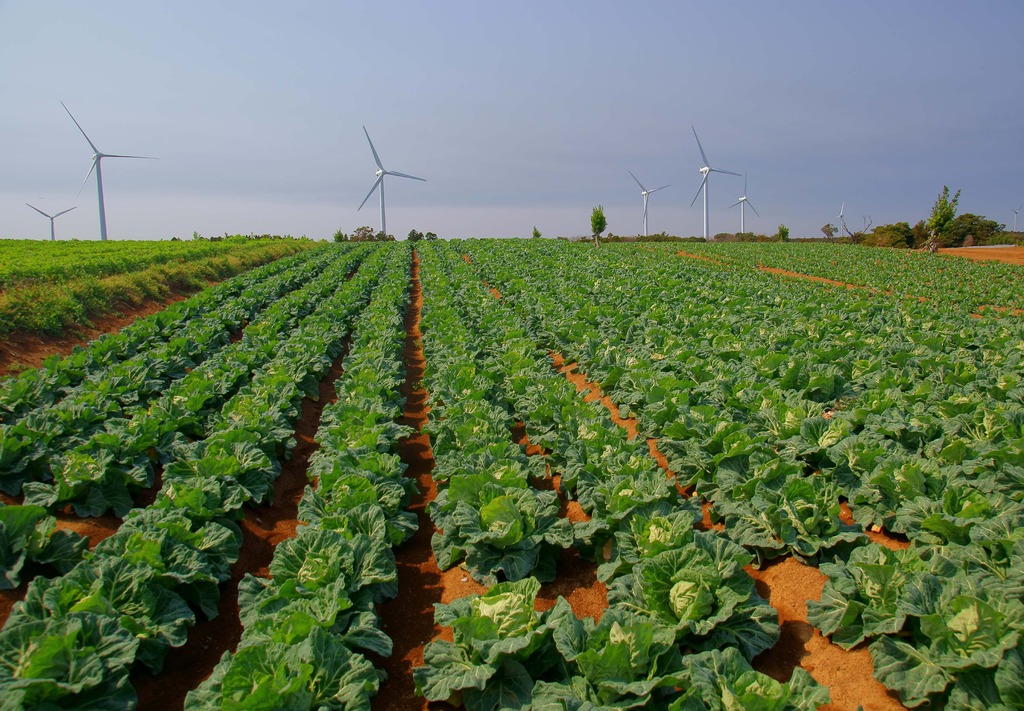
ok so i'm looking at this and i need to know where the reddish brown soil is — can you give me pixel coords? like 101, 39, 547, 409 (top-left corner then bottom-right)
0, 586, 25, 628
940, 245, 1024, 265
511, 423, 607, 622
551, 354, 638, 437
376, 251, 478, 711
748, 558, 904, 710
839, 502, 910, 551
53, 510, 121, 548
132, 343, 349, 708
478, 273, 503, 301
0, 291, 197, 377
676, 250, 724, 264
759, 266, 865, 290
0, 507, 124, 629
536, 546, 607, 621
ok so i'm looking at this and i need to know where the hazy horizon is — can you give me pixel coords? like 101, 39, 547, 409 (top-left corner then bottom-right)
2, 1, 1022, 241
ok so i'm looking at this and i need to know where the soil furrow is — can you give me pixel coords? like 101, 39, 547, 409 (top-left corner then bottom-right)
375, 250, 483, 711
511, 424, 607, 621
759, 265, 867, 290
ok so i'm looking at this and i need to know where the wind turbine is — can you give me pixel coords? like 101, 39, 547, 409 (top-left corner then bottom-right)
26, 203, 76, 241
837, 202, 850, 237
357, 125, 425, 236
628, 170, 669, 237
690, 126, 741, 239
1013, 204, 1022, 232
728, 174, 760, 233
62, 102, 156, 241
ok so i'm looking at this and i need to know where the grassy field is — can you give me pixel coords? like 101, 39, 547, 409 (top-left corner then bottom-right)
0, 237, 314, 336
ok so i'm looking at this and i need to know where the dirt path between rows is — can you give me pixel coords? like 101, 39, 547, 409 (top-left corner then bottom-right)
677, 250, 724, 264
759, 266, 866, 290
375, 251, 484, 710
132, 342, 350, 708
748, 557, 903, 710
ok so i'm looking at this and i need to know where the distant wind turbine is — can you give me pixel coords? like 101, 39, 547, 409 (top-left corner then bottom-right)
26, 203, 76, 241
628, 170, 669, 237
837, 203, 850, 237
62, 102, 156, 241
690, 127, 741, 239
728, 174, 760, 234
357, 125, 425, 236
1013, 204, 1022, 232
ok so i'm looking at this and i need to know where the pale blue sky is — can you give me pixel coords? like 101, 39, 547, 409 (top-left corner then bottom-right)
1, 1, 1022, 240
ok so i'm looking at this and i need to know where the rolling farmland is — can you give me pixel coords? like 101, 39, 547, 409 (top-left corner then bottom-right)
1, 239, 1022, 709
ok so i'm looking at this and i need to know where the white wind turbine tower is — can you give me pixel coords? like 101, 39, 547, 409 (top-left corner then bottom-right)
628, 170, 670, 237
357, 125, 425, 236
1013, 204, 1022, 232
690, 126, 741, 239
62, 102, 156, 241
837, 202, 849, 237
26, 203, 76, 241
728, 174, 760, 233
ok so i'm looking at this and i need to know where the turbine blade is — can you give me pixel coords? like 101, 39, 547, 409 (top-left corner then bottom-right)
25, 203, 51, 218
103, 154, 158, 160
691, 126, 709, 167
650, 184, 670, 193
53, 207, 77, 218
387, 170, 426, 182
357, 175, 383, 211
713, 168, 742, 177
747, 201, 761, 217
62, 102, 100, 154
362, 126, 384, 170
690, 175, 708, 207
627, 170, 646, 191
76, 160, 98, 200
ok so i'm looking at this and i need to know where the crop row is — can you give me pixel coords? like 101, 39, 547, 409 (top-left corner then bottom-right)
458, 238, 1024, 708
0, 243, 397, 707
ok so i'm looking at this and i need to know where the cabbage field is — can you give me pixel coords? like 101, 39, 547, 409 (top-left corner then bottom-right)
1, 238, 1022, 710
